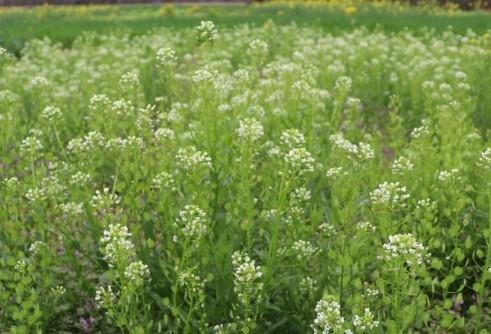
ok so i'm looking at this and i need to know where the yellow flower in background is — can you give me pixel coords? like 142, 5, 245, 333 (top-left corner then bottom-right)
344, 5, 357, 16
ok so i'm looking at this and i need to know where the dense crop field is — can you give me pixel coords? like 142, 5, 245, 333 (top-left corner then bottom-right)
1, 4, 491, 333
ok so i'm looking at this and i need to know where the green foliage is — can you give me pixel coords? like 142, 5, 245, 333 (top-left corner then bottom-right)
1, 15, 491, 333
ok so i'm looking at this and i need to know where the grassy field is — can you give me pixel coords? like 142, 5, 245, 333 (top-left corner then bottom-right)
1, 2, 491, 334
1, 2, 491, 53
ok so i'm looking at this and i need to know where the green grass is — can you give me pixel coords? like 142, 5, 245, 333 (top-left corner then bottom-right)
1, 3, 491, 53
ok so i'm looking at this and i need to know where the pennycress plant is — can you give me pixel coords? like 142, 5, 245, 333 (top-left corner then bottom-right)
1, 19, 491, 333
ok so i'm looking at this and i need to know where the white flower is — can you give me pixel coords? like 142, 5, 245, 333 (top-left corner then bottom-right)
299, 277, 317, 296
353, 308, 379, 331
70, 171, 91, 186
151, 171, 176, 191
29, 241, 46, 256
178, 268, 207, 301
196, 20, 218, 44
119, 71, 139, 87
156, 47, 177, 67
283, 147, 315, 176
20, 136, 43, 157
292, 240, 318, 260
15, 259, 28, 273
247, 39, 269, 57
312, 295, 344, 334
176, 146, 212, 171
154, 128, 175, 141
410, 120, 430, 139
51, 285, 66, 297
370, 181, 409, 208
41, 106, 62, 122
89, 94, 111, 111
438, 168, 460, 182
175, 205, 208, 241
237, 118, 264, 142
100, 224, 135, 267
95, 285, 117, 308
90, 188, 120, 211
477, 148, 491, 169
334, 76, 352, 93
392, 156, 414, 175
357, 221, 376, 232
192, 67, 215, 83
59, 202, 84, 216
232, 251, 263, 305
280, 129, 305, 149
382, 233, 427, 267
25, 187, 47, 203
124, 260, 150, 282
329, 133, 373, 161
326, 166, 347, 178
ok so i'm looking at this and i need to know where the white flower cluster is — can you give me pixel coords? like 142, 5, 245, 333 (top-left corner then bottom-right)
28, 76, 49, 89
292, 240, 318, 261
417, 198, 437, 210
3, 177, 19, 189
106, 136, 145, 152
15, 259, 28, 273
178, 268, 207, 308
59, 201, 84, 216
89, 94, 111, 111
283, 147, 315, 176
356, 221, 376, 232
100, 224, 135, 266
232, 251, 263, 305
124, 260, 150, 283
111, 98, 133, 117
326, 166, 348, 179
247, 39, 269, 58
312, 295, 344, 334
334, 76, 352, 93
67, 131, 105, 154
41, 106, 62, 122
151, 171, 176, 191
90, 188, 121, 211
156, 47, 177, 67
370, 181, 409, 208
40, 175, 65, 197
25, 187, 47, 203
119, 71, 140, 87
196, 20, 218, 45
290, 187, 311, 204
50, 285, 66, 297
236, 118, 264, 142
20, 136, 43, 157
438, 168, 460, 182
299, 276, 317, 296
95, 284, 117, 308
70, 171, 91, 186
410, 120, 431, 139
154, 127, 175, 141
352, 308, 379, 331
175, 205, 208, 241
382, 233, 427, 267
0, 47, 9, 59
29, 241, 46, 256
477, 148, 491, 169
329, 133, 374, 161
192, 66, 216, 83
176, 146, 212, 171
280, 129, 306, 149
392, 156, 414, 175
